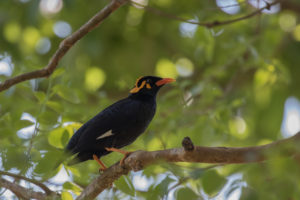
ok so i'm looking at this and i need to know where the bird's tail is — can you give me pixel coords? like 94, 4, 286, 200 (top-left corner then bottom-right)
66, 157, 81, 166
66, 152, 91, 166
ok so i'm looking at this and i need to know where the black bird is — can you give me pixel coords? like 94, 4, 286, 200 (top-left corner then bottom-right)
65, 76, 175, 170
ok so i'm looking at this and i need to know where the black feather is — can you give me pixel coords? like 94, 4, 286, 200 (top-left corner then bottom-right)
62, 76, 172, 166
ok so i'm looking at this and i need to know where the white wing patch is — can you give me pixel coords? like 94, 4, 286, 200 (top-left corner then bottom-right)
96, 130, 113, 140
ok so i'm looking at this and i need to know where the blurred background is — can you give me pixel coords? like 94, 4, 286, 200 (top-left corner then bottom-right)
1, 0, 300, 199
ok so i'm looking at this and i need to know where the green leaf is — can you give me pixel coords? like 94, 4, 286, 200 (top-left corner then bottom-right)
34, 150, 62, 177
48, 127, 70, 149
3, 147, 29, 170
148, 176, 175, 199
61, 191, 73, 200
39, 110, 59, 126
162, 163, 185, 178
15, 119, 34, 130
46, 101, 64, 113
34, 91, 46, 103
63, 181, 82, 195
176, 187, 198, 200
52, 85, 80, 104
114, 175, 135, 196
201, 170, 227, 196
0, 112, 11, 122
52, 68, 65, 78
240, 187, 259, 200
189, 168, 205, 179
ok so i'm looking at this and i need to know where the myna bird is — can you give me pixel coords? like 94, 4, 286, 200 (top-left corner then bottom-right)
65, 76, 175, 170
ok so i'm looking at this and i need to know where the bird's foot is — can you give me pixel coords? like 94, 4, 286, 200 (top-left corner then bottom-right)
93, 154, 107, 172
105, 147, 132, 166
98, 166, 107, 173
120, 151, 132, 166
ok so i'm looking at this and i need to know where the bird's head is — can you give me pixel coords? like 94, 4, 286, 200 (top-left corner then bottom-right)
129, 76, 175, 98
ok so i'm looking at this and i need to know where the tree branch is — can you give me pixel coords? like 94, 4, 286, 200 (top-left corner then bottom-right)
281, 0, 300, 13
0, 177, 47, 200
130, 0, 280, 28
77, 132, 300, 200
0, 170, 57, 196
0, 0, 128, 92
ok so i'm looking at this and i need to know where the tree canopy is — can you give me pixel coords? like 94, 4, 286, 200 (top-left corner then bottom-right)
1, 0, 300, 199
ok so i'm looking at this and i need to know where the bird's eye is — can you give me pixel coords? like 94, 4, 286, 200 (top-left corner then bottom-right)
146, 79, 152, 89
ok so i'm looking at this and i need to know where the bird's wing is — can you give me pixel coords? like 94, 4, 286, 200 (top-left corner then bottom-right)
66, 98, 140, 154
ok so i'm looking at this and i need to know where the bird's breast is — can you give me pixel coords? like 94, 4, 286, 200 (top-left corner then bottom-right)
121, 100, 156, 137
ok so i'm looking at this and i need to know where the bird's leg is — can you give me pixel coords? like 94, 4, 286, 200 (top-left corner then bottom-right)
93, 154, 107, 171
105, 147, 132, 166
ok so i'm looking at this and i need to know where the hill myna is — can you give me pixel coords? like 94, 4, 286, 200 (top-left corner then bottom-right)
65, 76, 175, 170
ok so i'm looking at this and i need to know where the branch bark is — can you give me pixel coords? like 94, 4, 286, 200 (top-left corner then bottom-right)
2, 0, 293, 93
281, 0, 300, 13
0, 177, 47, 200
0, 170, 57, 196
77, 132, 300, 200
0, 0, 128, 92
130, 0, 280, 28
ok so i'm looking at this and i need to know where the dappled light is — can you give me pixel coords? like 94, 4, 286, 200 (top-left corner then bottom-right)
183, 91, 194, 107
131, 0, 149, 8
85, 67, 106, 91
175, 57, 194, 77
179, 21, 198, 38
281, 97, 300, 138
49, 166, 70, 184
293, 25, 300, 41
0, 61, 11, 77
53, 21, 72, 38
254, 64, 278, 106
155, 59, 178, 79
279, 13, 296, 32
16, 112, 36, 139
0, 54, 14, 77
229, 116, 248, 139
216, 0, 240, 15
3, 22, 21, 43
132, 171, 152, 191
22, 27, 41, 52
126, 7, 145, 26
249, 0, 280, 14
36, 37, 51, 54
39, 0, 63, 16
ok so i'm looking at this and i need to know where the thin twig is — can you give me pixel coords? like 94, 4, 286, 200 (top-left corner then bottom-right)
0, 0, 128, 92
166, 164, 221, 194
0, 177, 47, 200
0, 170, 56, 196
167, 177, 188, 193
27, 77, 52, 155
204, 0, 267, 11
130, 0, 280, 28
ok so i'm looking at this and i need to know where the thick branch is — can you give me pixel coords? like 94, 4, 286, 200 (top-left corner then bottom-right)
0, 177, 47, 200
0, 170, 56, 196
0, 0, 128, 92
77, 132, 300, 200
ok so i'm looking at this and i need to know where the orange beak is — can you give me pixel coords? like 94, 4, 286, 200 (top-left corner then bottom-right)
155, 78, 176, 86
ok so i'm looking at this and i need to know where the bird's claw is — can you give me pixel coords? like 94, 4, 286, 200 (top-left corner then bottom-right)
98, 167, 107, 174
93, 154, 107, 173
120, 152, 132, 166
105, 147, 132, 166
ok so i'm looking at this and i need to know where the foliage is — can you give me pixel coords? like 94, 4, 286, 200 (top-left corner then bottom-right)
1, 0, 300, 199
